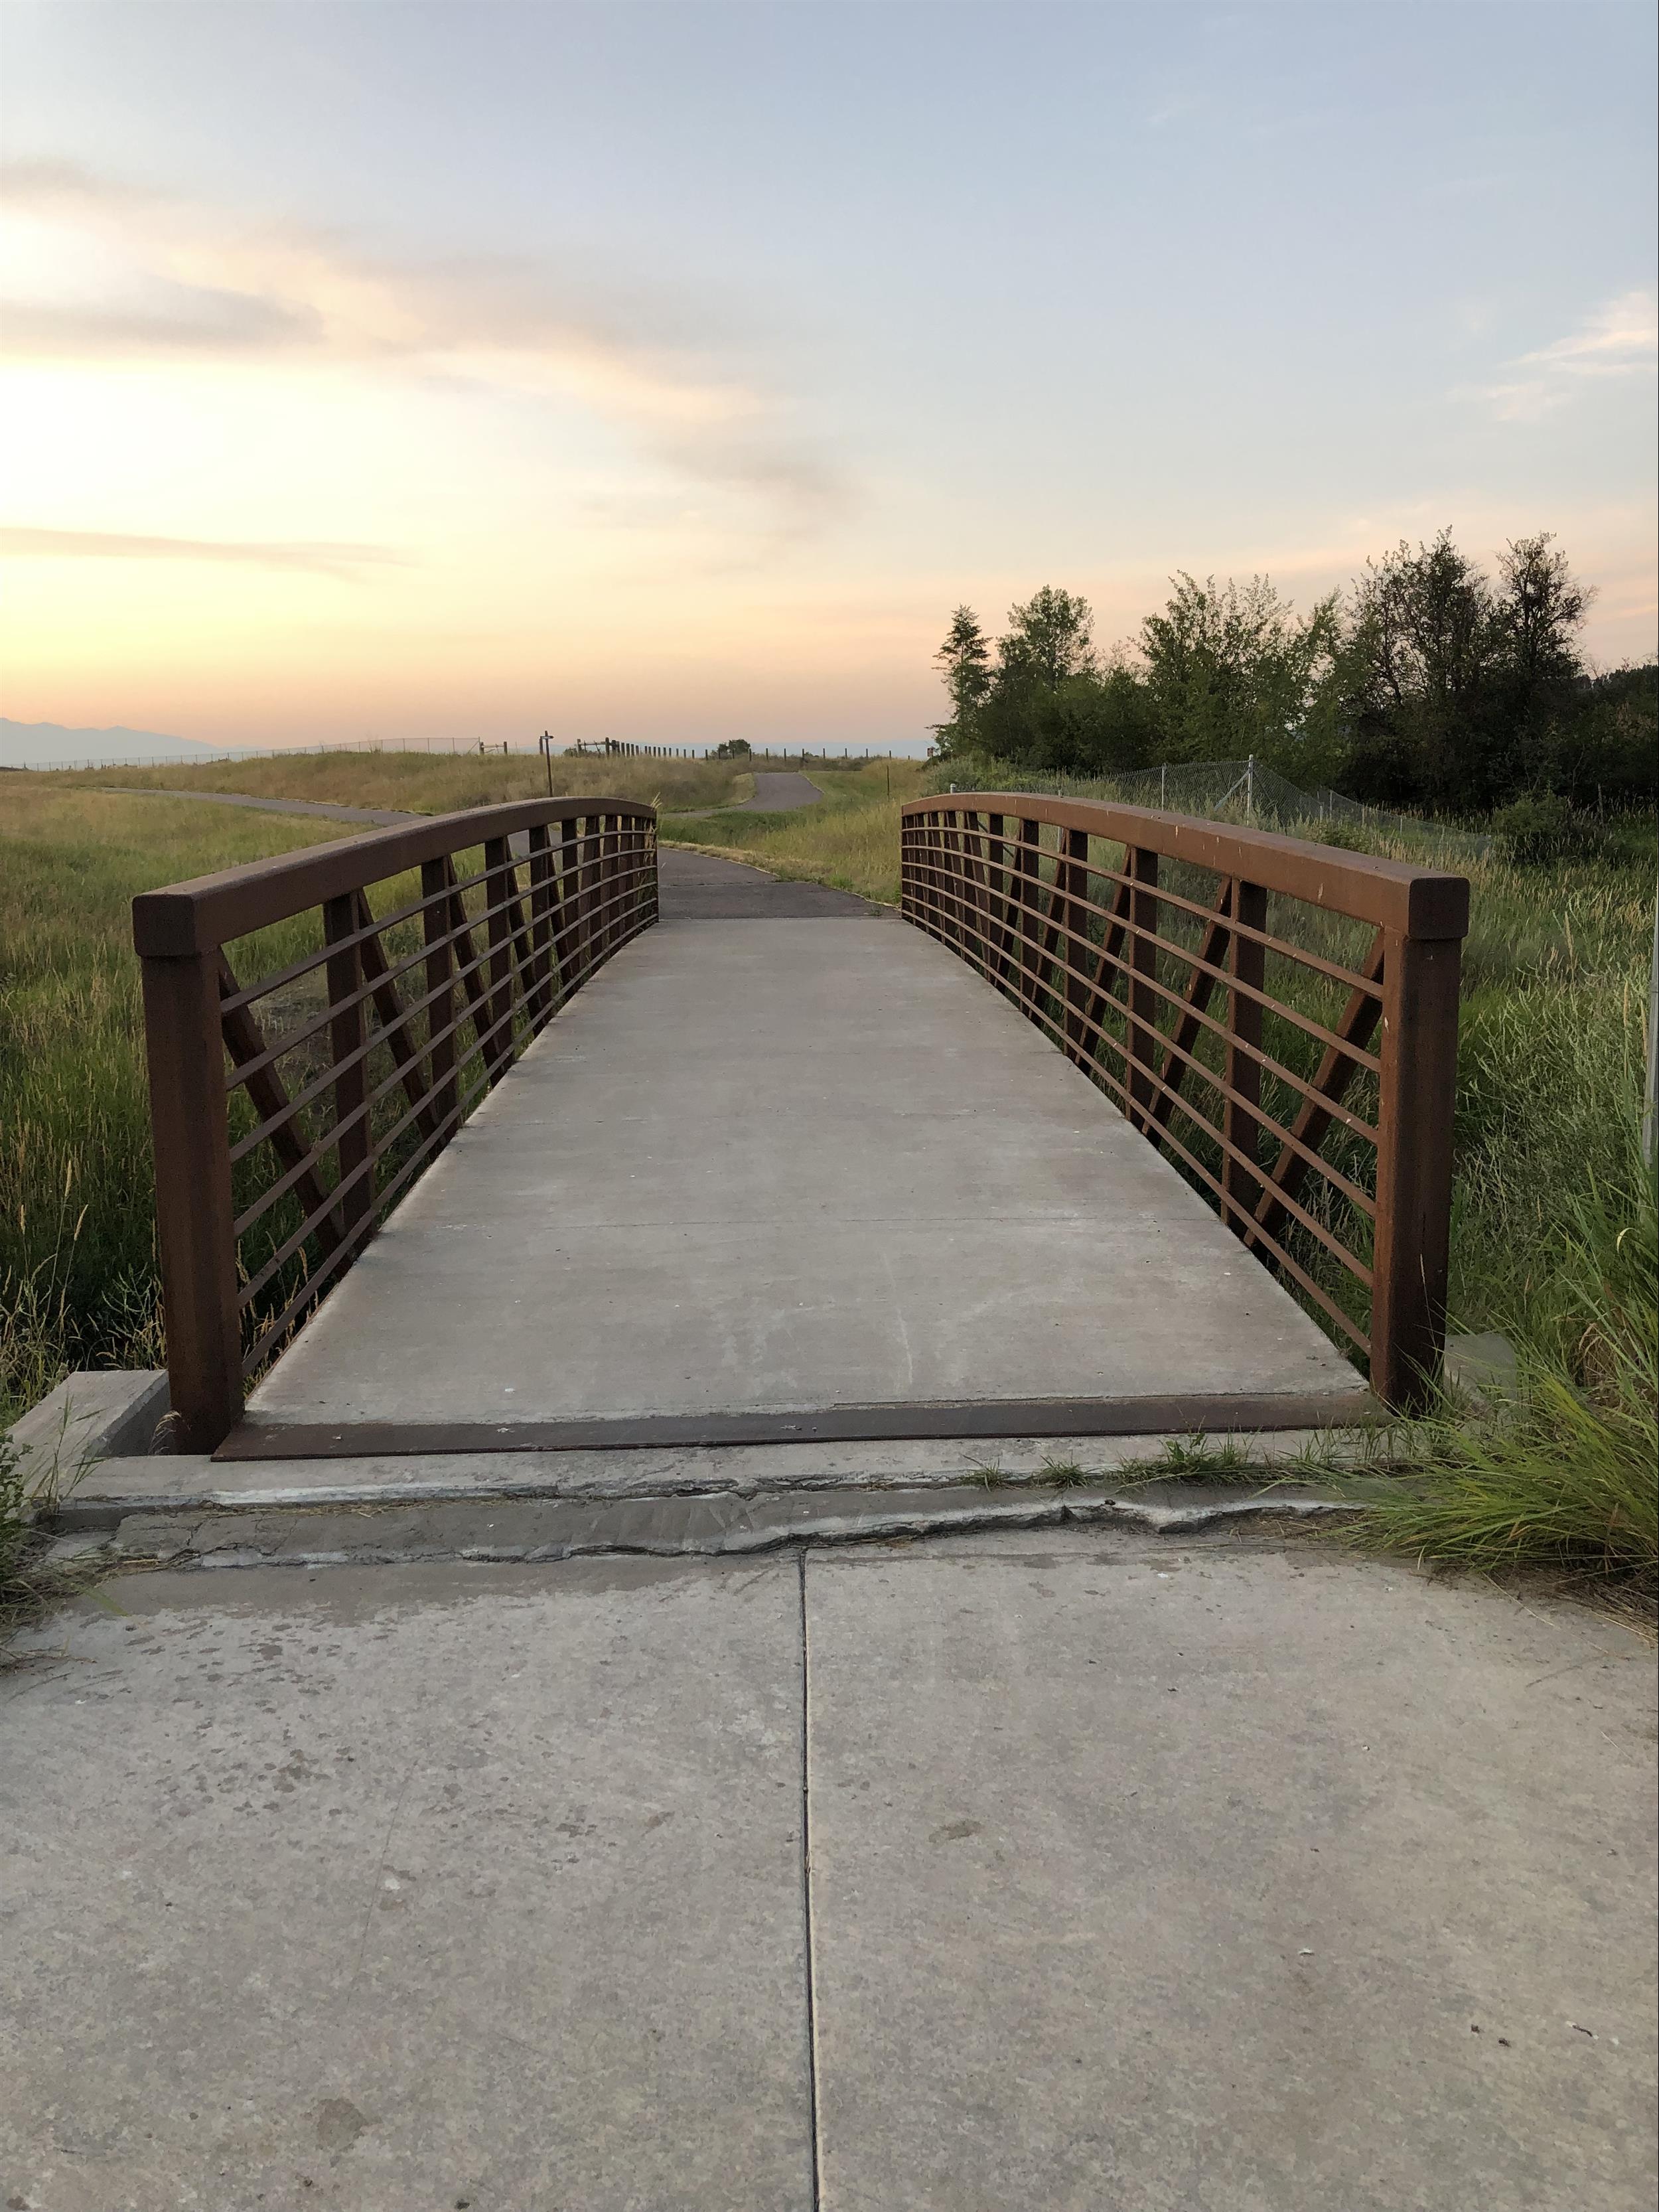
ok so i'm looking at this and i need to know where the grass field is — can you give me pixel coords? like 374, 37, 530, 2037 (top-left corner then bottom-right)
3, 755, 1653, 1596
45, 747, 749, 816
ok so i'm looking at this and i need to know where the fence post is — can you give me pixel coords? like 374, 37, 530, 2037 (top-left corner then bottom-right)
1370, 930, 1461, 1407
139, 950, 243, 1449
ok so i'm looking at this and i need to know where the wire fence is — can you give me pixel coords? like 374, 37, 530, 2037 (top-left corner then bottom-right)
930, 755, 1492, 866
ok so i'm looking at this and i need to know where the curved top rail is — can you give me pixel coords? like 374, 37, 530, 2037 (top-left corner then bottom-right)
132, 796, 657, 957
904, 792, 1469, 940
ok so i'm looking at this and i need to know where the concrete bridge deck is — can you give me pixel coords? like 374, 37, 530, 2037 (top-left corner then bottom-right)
232, 849, 1367, 1468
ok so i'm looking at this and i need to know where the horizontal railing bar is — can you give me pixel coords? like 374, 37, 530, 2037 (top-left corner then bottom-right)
219, 834, 639, 1026
237, 895, 656, 1351
905, 883, 1378, 1261
225, 857, 650, 1154
970, 861, 1386, 1076
135, 798, 656, 957
234, 875, 655, 1222
237, 1150, 374, 1308
239, 1218, 363, 1375
231, 1109, 356, 1243
906, 902, 1372, 1338
905, 875, 1381, 1147
907, 877, 1379, 1216
907, 901, 1370, 1309
902, 794, 1469, 940
906, 820, 1387, 1005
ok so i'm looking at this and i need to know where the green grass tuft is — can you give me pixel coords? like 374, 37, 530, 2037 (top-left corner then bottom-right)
1349, 1158, 1658, 1587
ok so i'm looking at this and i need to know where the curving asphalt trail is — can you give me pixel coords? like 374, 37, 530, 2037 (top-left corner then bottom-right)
729, 771, 823, 812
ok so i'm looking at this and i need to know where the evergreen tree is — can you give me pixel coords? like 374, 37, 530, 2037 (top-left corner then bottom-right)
932, 606, 992, 754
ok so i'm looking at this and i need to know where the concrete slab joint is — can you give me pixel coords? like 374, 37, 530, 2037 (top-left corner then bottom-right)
4, 1536, 1654, 2209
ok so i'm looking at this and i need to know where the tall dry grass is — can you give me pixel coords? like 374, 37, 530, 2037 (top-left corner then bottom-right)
44, 749, 746, 816
0, 786, 361, 1420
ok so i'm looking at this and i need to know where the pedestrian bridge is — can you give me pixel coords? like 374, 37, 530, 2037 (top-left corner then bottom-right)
130, 793, 1467, 1479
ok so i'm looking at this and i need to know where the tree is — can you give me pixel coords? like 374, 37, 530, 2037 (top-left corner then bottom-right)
713, 737, 753, 759
1338, 529, 1596, 809
926, 531, 1623, 811
932, 605, 992, 756
1497, 533, 1592, 701
1139, 573, 1346, 782
1001, 586, 1097, 689
1338, 532, 1512, 808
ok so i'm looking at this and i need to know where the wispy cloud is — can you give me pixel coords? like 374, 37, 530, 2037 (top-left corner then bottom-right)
1465, 289, 1658, 422
0, 159, 850, 535
1, 526, 409, 577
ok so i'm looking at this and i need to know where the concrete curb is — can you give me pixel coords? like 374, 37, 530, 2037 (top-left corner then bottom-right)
50, 1425, 1380, 1526
87, 1480, 1367, 1574
7, 1371, 170, 1501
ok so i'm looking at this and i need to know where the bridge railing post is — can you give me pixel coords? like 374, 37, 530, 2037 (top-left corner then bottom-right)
139, 947, 244, 1451
1369, 930, 1461, 1407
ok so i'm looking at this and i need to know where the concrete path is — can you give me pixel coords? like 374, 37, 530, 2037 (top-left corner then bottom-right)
6, 1528, 1654, 2209
239, 856, 1363, 1454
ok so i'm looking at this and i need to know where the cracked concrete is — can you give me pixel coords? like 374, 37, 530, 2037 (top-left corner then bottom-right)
52, 1428, 1378, 1526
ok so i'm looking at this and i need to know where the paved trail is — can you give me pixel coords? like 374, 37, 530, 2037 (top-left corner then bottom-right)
730, 769, 823, 810
7, 1534, 1653, 2209
669, 767, 825, 820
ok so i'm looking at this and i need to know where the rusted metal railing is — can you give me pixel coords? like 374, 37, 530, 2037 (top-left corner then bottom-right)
134, 800, 657, 1448
901, 795, 1468, 1408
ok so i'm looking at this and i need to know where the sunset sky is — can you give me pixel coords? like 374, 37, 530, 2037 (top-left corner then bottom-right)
2, 0, 1654, 752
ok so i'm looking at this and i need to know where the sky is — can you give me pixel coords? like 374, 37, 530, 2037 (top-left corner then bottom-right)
1, 0, 1654, 753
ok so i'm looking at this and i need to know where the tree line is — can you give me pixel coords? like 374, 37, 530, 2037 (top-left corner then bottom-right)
933, 531, 1656, 814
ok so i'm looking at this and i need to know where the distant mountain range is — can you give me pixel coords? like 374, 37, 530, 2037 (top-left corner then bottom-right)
0, 719, 269, 769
